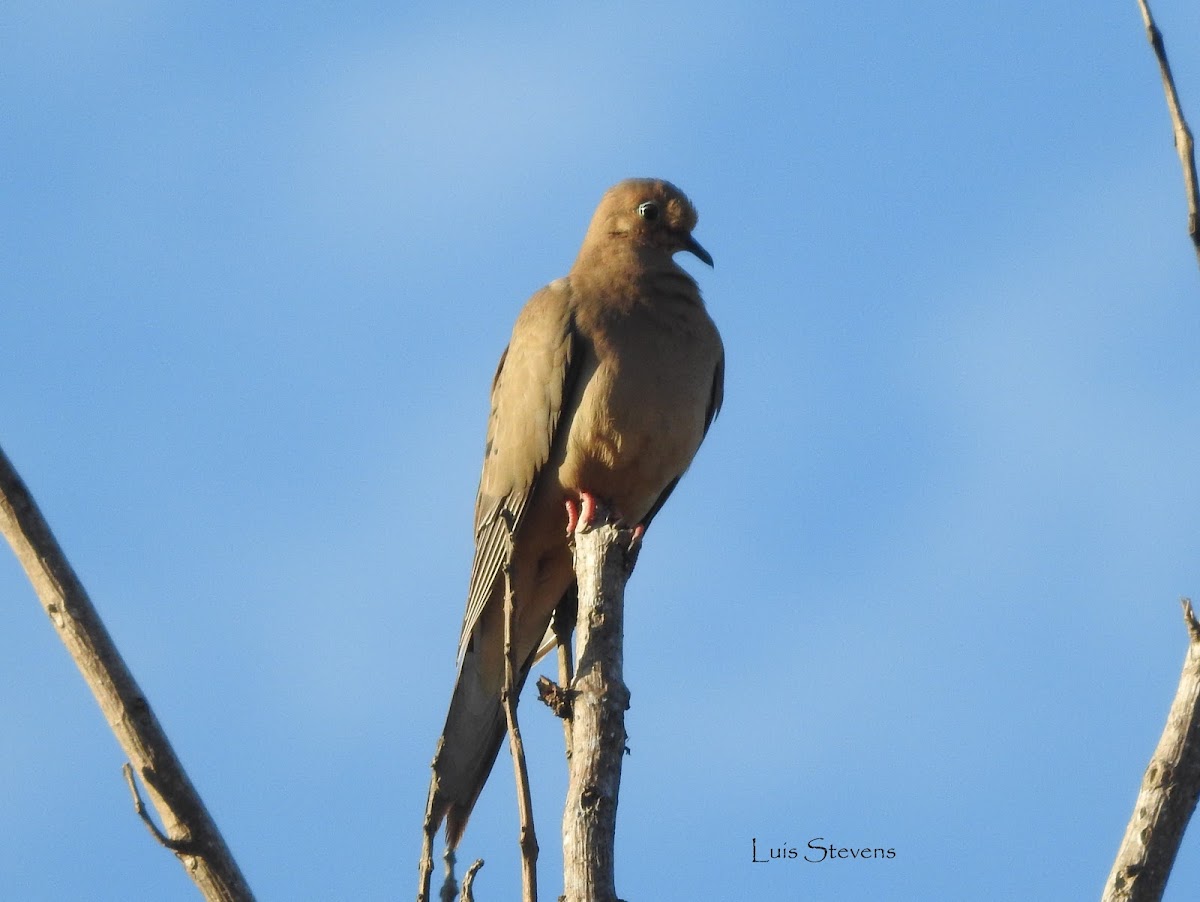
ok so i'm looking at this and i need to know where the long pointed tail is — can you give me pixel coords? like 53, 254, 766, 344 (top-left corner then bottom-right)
423, 647, 530, 850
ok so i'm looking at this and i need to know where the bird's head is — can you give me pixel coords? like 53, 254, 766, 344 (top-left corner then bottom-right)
578, 178, 713, 269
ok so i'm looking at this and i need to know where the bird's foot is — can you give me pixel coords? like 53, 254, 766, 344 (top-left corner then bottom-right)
623, 524, 646, 567
565, 491, 611, 536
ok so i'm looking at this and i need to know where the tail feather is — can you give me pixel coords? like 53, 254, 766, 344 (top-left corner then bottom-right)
423, 647, 534, 849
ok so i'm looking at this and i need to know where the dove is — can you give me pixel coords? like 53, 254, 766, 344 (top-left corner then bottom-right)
421, 178, 724, 859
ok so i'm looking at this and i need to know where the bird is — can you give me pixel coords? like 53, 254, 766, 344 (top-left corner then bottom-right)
420, 177, 724, 859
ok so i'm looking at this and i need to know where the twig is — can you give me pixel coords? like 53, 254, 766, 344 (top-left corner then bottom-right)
0, 443, 254, 902
552, 588, 578, 751
537, 593, 578, 725
1136, 0, 1200, 269
561, 520, 633, 902
122, 763, 200, 855
502, 565, 539, 902
437, 847, 458, 902
1102, 598, 1200, 901
536, 675, 574, 720
460, 858, 485, 902
552, 587, 576, 748
417, 812, 436, 902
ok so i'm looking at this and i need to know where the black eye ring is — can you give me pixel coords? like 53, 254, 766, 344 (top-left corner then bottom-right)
637, 201, 659, 221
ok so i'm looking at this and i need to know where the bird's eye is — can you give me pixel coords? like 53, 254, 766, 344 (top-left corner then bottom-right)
637, 201, 659, 221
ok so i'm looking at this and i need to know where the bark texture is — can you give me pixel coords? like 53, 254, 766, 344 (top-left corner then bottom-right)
1103, 599, 1200, 902
561, 522, 633, 902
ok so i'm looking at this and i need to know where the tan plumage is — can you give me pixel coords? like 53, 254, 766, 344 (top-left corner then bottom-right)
422, 178, 724, 850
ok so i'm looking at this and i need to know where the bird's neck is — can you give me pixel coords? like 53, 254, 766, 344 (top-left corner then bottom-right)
570, 243, 694, 294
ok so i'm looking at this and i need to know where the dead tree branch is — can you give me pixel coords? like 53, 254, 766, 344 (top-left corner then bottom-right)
0, 443, 254, 902
460, 857, 485, 902
561, 521, 634, 902
1103, 599, 1200, 902
1136, 0, 1200, 269
502, 566, 539, 902
552, 588, 578, 751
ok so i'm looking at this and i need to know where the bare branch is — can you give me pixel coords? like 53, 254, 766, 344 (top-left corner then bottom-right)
502, 566, 539, 902
122, 763, 201, 855
436, 848, 458, 902
418, 822, 436, 902
552, 588, 578, 751
535, 675, 574, 719
0, 443, 254, 901
460, 858, 485, 902
1103, 598, 1200, 901
1136, 0, 1200, 269
561, 521, 634, 902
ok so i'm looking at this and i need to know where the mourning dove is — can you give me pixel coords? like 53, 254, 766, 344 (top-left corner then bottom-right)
421, 178, 724, 853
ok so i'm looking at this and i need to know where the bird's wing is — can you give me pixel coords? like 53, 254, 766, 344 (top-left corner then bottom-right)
456, 282, 580, 666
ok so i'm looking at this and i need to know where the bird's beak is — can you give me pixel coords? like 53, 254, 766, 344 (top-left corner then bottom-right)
684, 234, 714, 268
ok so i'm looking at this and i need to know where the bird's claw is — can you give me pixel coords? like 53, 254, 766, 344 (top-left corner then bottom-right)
565, 491, 611, 536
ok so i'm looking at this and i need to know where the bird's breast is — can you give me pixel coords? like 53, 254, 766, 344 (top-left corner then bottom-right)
555, 298, 719, 524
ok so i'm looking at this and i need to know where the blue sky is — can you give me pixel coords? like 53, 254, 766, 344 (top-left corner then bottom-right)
3, 2, 1200, 899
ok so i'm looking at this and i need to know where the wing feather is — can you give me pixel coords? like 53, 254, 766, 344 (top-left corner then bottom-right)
455, 283, 579, 665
